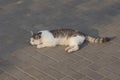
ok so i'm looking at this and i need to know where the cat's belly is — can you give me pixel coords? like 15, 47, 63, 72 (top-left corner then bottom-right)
56, 38, 70, 46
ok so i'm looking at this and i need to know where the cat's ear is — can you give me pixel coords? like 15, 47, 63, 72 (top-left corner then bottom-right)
30, 31, 34, 36
38, 32, 42, 35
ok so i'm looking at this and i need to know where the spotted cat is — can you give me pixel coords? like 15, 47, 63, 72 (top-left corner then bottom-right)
30, 28, 111, 53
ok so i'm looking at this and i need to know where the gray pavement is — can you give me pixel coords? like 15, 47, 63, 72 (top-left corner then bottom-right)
0, 0, 120, 80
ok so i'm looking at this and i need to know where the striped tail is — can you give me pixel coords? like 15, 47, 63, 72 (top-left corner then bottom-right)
86, 36, 111, 44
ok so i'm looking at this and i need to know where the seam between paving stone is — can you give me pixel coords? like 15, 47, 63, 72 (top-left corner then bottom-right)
33, 66, 57, 80
0, 68, 18, 80
15, 66, 39, 80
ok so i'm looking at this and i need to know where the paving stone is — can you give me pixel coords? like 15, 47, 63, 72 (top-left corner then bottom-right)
16, 65, 55, 80
0, 0, 120, 80
89, 55, 119, 71
50, 60, 85, 80
81, 68, 104, 80
0, 66, 36, 80
67, 54, 92, 72
101, 78, 112, 80
104, 60, 120, 75
42, 67, 65, 80
99, 68, 120, 80
79, 76, 93, 80
60, 76, 75, 80
0, 70, 17, 80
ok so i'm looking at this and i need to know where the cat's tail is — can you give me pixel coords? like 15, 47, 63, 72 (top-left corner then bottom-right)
86, 36, 114, 44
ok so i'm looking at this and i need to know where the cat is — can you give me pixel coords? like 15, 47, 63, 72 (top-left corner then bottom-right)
30, 28, 111, 53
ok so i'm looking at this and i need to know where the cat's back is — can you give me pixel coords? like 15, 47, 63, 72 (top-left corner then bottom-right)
50, 28, 83, 38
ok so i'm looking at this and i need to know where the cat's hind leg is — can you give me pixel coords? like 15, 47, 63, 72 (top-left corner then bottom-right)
65, 45, 79, 53
65, 36, 85, 53
65, 46, 73, 52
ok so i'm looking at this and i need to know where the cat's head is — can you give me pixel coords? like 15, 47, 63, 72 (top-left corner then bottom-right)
30, 31, 42, 46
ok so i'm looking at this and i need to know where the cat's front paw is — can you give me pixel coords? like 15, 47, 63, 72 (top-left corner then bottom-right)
37, 45, 44, 48
37, 45, 41, 48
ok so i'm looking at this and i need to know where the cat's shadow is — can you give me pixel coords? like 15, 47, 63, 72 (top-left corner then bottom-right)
78, 28, 100, 49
